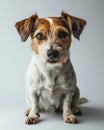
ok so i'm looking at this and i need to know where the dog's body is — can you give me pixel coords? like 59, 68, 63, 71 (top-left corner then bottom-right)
26, 53, 77, 111
15, 12, 86, 124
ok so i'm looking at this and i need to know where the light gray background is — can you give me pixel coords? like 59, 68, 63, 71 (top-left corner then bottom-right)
0, 0, 104, 130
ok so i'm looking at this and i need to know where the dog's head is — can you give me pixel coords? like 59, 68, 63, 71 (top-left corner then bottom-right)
15, 12, 86, 66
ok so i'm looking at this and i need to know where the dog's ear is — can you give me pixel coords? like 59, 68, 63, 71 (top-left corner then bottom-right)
61, 11, 86, 40
15, 14, 38, 42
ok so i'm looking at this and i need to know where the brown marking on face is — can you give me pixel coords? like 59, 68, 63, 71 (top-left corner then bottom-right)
15, 11, 86, 43
35, 18, 50, 34
31, 18, 51, 54
53, 26, 71, 50
31, 17, 72, 55
15, 12, 86, 64
31, 42, 39, 54
48, 17, 71, 50
51, 17, 70, 31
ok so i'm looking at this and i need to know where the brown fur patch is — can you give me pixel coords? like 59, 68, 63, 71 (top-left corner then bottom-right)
61, 11, 86, 39
50, 17, 72, 50
15, 12, 86, 55
31, 41, 39, 54
31, 18, 51, 54
15, 15, 38, 41
31, 18, 51, 40
31, 16, 72, 54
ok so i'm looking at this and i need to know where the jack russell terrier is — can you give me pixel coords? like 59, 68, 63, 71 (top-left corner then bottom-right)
15, 11, 86, 124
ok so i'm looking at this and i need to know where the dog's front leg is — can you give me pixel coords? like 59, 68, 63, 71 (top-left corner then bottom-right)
62, 93, 77, 123
25, 93, 40, 124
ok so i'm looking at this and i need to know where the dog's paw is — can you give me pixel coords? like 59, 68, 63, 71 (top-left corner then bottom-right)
72, 107, 82, 116
63, 114, 77, 123
25, 114, 40, 124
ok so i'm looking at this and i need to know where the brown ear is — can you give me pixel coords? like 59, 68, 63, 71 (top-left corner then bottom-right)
15, 14, 38, 41
61, 11, 86, 40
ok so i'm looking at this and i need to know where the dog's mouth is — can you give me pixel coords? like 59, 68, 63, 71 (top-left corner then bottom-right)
47, 59, 58, 64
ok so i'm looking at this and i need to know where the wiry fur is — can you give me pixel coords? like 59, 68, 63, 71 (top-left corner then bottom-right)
15, 11, 86, 124
26, 53, 77, 110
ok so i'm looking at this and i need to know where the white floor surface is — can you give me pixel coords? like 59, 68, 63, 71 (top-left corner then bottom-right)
0, 101, 104, 130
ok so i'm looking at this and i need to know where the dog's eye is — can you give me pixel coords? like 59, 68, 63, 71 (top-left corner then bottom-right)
58, 30, 68, 38
36, 33, 46, 40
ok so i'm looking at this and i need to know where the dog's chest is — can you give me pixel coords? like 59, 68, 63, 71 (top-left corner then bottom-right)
27, 56, 76, 98
39, 69, 68, 97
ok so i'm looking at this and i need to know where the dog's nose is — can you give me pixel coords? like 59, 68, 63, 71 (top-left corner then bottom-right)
47, 49, 59, 59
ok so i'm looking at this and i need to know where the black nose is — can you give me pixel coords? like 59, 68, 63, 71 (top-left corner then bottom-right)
47, 49, 59, 59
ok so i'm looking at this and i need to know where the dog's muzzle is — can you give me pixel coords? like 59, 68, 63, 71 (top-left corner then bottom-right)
47, 49, 59, 63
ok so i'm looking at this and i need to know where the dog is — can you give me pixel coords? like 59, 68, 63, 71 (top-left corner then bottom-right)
15, 11, 86, 124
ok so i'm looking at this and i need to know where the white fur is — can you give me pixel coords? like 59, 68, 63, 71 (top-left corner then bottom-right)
44, 18, 53, 26
15, 12, 86, 124
26, 52, 77, 115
